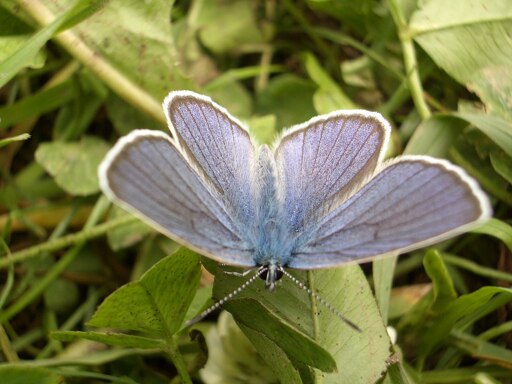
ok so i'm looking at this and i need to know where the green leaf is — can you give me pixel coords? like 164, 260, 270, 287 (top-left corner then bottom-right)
194, 0, 265, 54
405, 114, 467, 157
206, 82, 252, 119
451, 329, 512, 369
341, 56, 377, 89
106, 206, 153, 251
0, 80, 75, 129
419, 286, 512, 359
490, 149, 512, 185
240, 324, 304, 384
472, 218, 512, 253
44, 278, 79, 314
0, 0, 92, 88
410, 0, 512, 120
450, 133, 512, 206
248, 114, 277, 145
200, 311, 283, 384
214, 264, 391, 382
52, 330, 165, 349
105, 93, 163, 136
373, 256, 398, 324
88, 248, 201, 336
0, 35, 45, 69
423, 250, 457, 314
455, 113, 512, 157
304, 52, 357, 114
226, 298, 337, 373
0, 366, 63, 384
35, 136, 110, 195
54, 0, 192, 99
256, 74, 317, 129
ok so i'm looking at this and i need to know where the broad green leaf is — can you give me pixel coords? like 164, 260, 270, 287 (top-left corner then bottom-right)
256, 74, 317, 129
419, 286, 512, 359
248, 114, 277, 145
206, 81, 252, 119
214, 264, 391, 382
305, 0, 389, 39
0, 366, 63, 384
106, 206, 153, 251
200, 312, 282, 384
455, 113, 512, 158
304, 52, 357, 114
240, 325, 304, 384
46, 0, 191, 100
52, 330, 165, 349
44, 278, 79, 314
193, 0, 265, 54
451, 330, 512, 369
88, 249, 201, 336
405, 115, 467, 157
35, 136, 110, 195
410, 0, 512, 120
226, 299, 337, 373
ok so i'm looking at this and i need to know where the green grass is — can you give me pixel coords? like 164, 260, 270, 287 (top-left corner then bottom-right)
1, 0, 512, 383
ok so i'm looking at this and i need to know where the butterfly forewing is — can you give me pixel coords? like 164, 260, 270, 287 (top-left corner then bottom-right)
289, 156, 491, 268
99, 130, 255, 267
164, 92, 256, 226
274, 111, 389, 233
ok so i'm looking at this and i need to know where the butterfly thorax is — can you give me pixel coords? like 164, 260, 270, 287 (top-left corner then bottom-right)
251, 145, 294, 268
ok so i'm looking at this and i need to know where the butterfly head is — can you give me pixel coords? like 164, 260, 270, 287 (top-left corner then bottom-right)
258, 263, 284, 292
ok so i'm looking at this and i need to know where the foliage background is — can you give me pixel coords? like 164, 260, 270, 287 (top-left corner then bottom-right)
0, 0, 511, 383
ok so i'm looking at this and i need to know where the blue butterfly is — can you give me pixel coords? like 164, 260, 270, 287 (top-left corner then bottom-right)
99, 91, 491, 294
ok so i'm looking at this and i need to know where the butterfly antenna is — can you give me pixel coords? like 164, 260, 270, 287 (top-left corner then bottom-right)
185, 268, 264, 327
281, 269, 361, 332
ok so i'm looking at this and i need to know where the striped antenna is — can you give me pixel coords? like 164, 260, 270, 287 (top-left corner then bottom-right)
185, 268, 264, 327
185, 265, 361, 332
281, 269, 361, 332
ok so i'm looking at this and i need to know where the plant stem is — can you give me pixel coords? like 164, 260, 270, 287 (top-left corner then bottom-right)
386, 0, 431, 120
166, 337, 193, 384
0, 197, 110, 323
17, 0, 164, 124
0, 214, 137, 269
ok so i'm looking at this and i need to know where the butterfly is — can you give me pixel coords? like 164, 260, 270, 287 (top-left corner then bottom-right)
99, 91, 491, 295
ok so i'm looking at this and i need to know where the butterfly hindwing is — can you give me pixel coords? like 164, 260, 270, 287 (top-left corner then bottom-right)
99, 130, 255, 267
289, 156, 491, 268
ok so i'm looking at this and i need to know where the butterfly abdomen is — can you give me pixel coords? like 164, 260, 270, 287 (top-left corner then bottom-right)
252, 145, 292, 266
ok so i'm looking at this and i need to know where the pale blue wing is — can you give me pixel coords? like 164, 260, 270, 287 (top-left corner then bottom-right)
274, 110, 390, 233
163, 91, 256, 225
99, 130, 255, 267
289, 156, 491, 269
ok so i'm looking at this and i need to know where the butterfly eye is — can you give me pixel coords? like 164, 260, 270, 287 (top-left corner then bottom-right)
258, 265, 284, 292
257, 265, 283, 281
